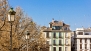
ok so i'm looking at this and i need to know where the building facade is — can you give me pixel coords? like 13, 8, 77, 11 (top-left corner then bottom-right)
43, 20, 71, 51
74, 27, 91, 51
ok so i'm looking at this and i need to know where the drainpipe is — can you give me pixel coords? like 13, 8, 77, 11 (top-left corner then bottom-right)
63, 32, 64, 51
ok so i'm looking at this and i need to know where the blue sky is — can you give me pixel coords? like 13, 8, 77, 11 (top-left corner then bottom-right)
8, 0, 91, 30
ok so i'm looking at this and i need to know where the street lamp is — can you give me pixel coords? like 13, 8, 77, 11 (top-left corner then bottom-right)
8, 8, 16, 51
25, 31, 30, 51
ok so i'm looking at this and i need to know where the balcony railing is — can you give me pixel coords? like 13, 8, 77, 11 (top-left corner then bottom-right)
59, 36, 63, 38
53, 44, 59, 46
59, 44, 64, 46
65, 43, 70, 46
65, 35, 70, 38
53, 36, 56, 38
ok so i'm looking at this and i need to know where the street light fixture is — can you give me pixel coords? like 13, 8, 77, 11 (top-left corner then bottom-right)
25, 31, 30, 51
8, 8, 16, 51
8, 8, 16, 22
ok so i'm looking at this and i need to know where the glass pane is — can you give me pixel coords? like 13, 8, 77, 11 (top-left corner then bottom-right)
65, 47, 68, 51
53, 47, 56, 51
8, 14, 10, 21
53, 32, 56, 38
65, 39, 68, 44
11, 15, 14, 21
46, 32, 49, 38
59, 40, 62, 45
53, 40, 56, 45
59, 32, 62, 38
59, 47, 62, 51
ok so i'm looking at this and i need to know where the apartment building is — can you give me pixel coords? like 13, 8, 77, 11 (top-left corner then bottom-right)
74, 27, 91, 51
71, 31, 76, 51
43, 19, 71, 51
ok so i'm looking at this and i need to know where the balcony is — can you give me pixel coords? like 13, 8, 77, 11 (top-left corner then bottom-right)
46, 36, 50, 38
59, 36, 63, 38
53, 36, 56, 38
65, 43, 70, 46
65, 36, 70, 38
53, 44, 57, 46
59, 44, 64, 46
53, 44, 59, 46
65, 33, 70, 38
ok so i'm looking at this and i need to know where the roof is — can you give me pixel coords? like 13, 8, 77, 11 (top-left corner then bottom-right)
49, 20, 70, 27
76, 27, 91, 32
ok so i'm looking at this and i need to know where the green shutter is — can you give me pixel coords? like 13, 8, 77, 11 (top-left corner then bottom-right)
61, 32, 63, 38
56, 39, 59, 45
61, 39, 63, 45
56, 32, 59, 38
51, 32, 53, 51
51, 32, 53, 45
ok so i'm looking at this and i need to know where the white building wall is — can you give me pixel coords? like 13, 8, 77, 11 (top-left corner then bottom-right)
50, 46, 51, 51
82, 39, 85, 51
87, 39, 90, 51
75, 28, 91, 51
49, 32, 51, 38
77, 39, 80, 51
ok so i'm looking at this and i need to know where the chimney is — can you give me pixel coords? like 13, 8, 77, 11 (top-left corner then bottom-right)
52, 18, 54, 23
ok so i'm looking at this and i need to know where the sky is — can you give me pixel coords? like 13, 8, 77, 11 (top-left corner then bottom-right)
8, 0, 91, 30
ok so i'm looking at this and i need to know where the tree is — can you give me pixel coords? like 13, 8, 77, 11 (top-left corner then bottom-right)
0, 0, 46, 51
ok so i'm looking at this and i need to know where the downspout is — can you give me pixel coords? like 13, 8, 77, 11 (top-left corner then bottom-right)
63, 32, 64, 51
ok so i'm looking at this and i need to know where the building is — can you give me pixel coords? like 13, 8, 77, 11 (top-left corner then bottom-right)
74, 27, 91, 51
71, 31, 76, 51
43, 19, 72, 51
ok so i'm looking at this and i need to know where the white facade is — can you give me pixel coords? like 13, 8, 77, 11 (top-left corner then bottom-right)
74, 28, 91, 51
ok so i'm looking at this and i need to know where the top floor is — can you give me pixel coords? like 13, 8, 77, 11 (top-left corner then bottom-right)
76, 27, 91, 35
48, 19, 70, 31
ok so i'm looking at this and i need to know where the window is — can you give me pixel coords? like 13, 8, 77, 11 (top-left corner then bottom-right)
85, 39, 87, 43
80, 44, 82, 49
53, 40, 56, 45
52, 26, 62, 30
59, 40, 62, 45
65, 39, 68, 45
46, 32, 49, 38
46, 41, 49, 45
78, 32, 83, 35
64, 27, 67, 30
59, 32, 62, 38
52, 26, 56, 30
59, 47, 62, 51
53, 47, 56, 51
80, 39, 82, 43
90, 39, 91, 42
85, 33, 89, 35
90, 44, 91, 49
65, 33, 68, 38
85, 44, 87, 49
53, 32, 56, 38
65, 47, 67, 51
60, 26, 62, 29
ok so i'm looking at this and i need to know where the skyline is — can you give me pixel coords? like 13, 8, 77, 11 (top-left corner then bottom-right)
8, 0, 91, 30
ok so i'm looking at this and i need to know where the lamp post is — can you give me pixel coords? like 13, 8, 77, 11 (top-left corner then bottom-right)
8, 8, 16, 51
25, 31, 30, 51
